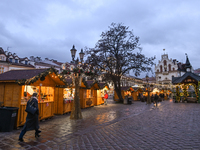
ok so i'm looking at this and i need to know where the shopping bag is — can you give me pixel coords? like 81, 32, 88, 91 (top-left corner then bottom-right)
25, 100, 37, 115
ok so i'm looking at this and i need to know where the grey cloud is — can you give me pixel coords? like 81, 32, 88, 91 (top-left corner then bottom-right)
0, 0, 200, 76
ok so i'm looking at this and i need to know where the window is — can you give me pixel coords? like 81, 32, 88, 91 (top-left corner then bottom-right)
0, 56, 4, 61
160, 65, 162, 72
173, 68, 175, 71
164, 60, 167, 71
15, 59, 18, 63
0, 67, 4, 74
164, 60, 167, 66
159, 76, 161, 79
9, 58, 12, 62
25, 61, 28, 65
157, 69, 159, 72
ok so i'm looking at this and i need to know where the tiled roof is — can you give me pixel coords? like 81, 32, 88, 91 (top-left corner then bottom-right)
10, 62, 35, 68
35, 61, 60, 68
20, 57, 29, 61
53, 61, 63, 66
0, 69, 47, 81
0, 47, 5, 55
194, 68, 200, 74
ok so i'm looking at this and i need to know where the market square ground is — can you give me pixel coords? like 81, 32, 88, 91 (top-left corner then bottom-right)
1, 97, 200, 150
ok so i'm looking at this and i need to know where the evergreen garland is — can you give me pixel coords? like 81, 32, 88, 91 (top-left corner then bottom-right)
176, 86, 180, 102
16, 67, 67, 86
183, 85, 187, 101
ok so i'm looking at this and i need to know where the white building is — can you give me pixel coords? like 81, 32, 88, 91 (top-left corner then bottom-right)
0, 48, 35, 74
155, 50, 191, 85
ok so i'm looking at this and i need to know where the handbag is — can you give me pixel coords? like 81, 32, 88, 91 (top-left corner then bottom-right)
25, 98, 37, 115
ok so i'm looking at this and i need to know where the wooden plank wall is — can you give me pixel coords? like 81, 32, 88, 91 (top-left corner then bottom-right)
96, 90, 102, 105
3, 83, 21, 107
132, 92, 138, 100
54, 87, 64, 115
0, 83, 5, 106
18, 104, 27, 127
54, 87, 58, 114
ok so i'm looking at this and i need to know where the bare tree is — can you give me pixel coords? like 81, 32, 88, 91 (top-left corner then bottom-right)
85, 23, 155, 102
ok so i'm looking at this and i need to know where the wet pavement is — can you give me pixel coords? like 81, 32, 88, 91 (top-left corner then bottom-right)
1, 97, 200, 150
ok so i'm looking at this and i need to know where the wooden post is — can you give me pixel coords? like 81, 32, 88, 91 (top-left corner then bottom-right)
38, 86, 41, 103
70, 75, 82, 119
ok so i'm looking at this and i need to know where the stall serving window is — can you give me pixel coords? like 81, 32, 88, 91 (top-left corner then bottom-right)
84, 89, 93, 98
63, 88, 75, 101
21, 85, 54, 103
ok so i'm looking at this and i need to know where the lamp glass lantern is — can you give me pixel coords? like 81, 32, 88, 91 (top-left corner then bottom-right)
79, 49, 85, 62
70, 45, 77, 61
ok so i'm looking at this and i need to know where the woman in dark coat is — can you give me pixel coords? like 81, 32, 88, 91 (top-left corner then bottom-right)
19, 93, 41, 142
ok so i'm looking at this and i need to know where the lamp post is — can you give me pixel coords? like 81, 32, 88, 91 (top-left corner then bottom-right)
146, 75, 151, 104
69, 45, 85, 119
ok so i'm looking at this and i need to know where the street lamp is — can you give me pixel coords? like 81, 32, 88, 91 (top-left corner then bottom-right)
70, 45, 77, 63
146, 75, 151, 104
79, 49, 84, 63
69, 45, 85, 119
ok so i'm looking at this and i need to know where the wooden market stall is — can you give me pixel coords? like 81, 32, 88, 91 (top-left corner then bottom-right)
54, 78, 74, 115
54, 77, 88, 114
131, 87, 144, 101
97, 82, 109, 105
79, 80, 97, 108
54, 78, 109, 114
0, 68, 66, 127
80, 80, 109, 108
114, 86, 134, 101
172, 71, 200, 103
172, 55, 200, 103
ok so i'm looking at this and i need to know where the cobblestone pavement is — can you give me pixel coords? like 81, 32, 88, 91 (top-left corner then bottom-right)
1, 97, 200, 150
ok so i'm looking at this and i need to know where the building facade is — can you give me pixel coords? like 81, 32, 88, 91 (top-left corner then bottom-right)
0, 47, 64, 74
155, 50, 193, 86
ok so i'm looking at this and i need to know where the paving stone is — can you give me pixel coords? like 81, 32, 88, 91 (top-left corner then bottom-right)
1, 99, 200, 149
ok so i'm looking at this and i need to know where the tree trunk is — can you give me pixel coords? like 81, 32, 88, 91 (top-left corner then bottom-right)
70, 76, 82, 119
114, 78, 123, 103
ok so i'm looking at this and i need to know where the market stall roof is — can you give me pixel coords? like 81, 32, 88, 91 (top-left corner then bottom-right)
172, 72, 200, 85
65, 78, 87, 88
84, 80, 99, 89
0, 67, 67, 86
0, 69, 46, 81
98, 82, 109, 90
121, 86, 134, 91
132, 87, 144, 92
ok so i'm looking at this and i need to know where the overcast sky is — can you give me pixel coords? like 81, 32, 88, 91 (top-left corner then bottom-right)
0, 0, 200, 77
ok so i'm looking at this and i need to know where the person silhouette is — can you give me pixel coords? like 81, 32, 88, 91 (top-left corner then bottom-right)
19, 93, 41, 142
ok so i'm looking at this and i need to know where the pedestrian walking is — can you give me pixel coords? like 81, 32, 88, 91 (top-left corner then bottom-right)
19, 93, 41, 142
104, 90, 108, 105
154, 92, 159, 107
